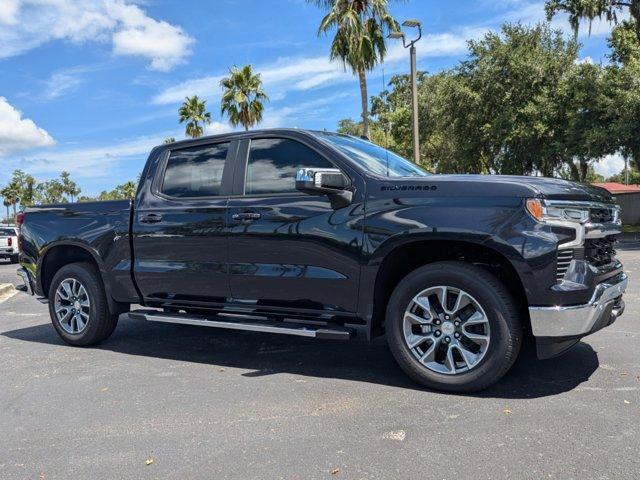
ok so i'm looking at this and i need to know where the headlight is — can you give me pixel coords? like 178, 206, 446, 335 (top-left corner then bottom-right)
526, 199, 589, 224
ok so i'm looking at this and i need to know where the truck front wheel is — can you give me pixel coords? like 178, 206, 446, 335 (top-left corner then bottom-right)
386, 261, 522, 393
48, 262, 119, 346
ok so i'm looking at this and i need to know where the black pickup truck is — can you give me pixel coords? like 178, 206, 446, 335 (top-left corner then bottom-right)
16, 129, 627, 392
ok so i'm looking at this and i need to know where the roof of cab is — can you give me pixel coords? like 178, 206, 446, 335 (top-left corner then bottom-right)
158, 128, 329, 149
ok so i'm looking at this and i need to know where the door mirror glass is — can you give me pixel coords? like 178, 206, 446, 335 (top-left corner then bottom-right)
295, 168, 348, 194
295, 168, 352, 209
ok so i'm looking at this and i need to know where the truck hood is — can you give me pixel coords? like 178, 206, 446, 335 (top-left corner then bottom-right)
471, 175, 613, 202
387, 174, 614, 203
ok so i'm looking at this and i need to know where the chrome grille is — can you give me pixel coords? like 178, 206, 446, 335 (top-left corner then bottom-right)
556, 249, 574, 281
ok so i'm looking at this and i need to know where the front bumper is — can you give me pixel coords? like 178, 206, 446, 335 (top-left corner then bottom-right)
529, 272, 627, 358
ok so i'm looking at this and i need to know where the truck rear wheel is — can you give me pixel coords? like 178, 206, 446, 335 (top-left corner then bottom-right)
386, 261, 522, 393
48, 262, 118, 346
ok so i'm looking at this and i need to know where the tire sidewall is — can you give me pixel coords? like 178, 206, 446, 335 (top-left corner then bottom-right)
387, 262, 520, 391
48, 264, 107, 346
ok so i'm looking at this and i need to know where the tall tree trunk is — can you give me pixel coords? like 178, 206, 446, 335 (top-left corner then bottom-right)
5, 205, 9, 222
12, 203, 16, 225
567, 159, 580, 181
579, 160, 588, 182
357, 68, 370, 139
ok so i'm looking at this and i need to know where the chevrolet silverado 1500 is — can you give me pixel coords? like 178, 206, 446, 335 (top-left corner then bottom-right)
16, 129, 627, 392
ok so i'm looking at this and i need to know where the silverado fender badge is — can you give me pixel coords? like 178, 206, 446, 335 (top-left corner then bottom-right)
380, 185, 438, 191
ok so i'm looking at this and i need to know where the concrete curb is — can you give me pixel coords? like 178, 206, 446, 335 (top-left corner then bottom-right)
0, 283, 17, 303
0, 283, 14, 297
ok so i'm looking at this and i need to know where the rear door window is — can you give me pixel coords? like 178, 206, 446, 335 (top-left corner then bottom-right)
161, 143, 230, 198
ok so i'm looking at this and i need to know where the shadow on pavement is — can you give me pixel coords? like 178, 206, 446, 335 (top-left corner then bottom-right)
2, 318, 599, 399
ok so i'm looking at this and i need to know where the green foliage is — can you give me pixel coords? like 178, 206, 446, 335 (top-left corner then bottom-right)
0, 170, 82, 211
78, 181, 138, 202
545, 0, 640, 41
309, 0, 400, 137
336, 118, 393, 148
178, 95, 211, 139
220, 65, 268, 131
607, 165, 640, 183
609, 20, 640, 63
164, 137, 176, 144
60, 171, 80, 202
604, 53, 640, 168
35, 179, 67, 204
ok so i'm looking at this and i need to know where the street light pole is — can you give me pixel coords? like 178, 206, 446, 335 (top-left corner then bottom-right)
409, 42, 419, 165
389, 20, 422, 165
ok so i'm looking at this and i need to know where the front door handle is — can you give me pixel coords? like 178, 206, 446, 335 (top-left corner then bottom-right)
232, 212, 261, 221
139, 213, 163, 224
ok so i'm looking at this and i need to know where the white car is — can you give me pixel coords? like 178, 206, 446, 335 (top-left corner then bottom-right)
0, 226, 19, 263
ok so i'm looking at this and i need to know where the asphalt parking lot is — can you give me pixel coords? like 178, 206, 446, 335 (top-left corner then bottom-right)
0, 252, 639, 480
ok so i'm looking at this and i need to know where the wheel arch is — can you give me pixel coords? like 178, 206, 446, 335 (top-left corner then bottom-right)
38, 242, 125, 315
368, 238, 530, 338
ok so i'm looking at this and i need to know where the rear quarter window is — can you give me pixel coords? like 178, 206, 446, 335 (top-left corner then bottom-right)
161, 142, 230, 198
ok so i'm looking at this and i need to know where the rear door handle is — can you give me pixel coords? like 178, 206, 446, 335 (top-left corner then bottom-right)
139, 213, 163, 224
232, 212, 261, 221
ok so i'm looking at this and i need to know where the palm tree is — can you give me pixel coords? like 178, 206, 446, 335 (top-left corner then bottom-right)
220, 65, 269, 131
3, 198, 10, 223
1, 183, 20, 223
60, 171, 81, 202
178, 96, 211, 139
309, 0, 400, 138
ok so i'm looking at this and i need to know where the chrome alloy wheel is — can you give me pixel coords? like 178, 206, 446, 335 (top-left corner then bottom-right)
54, 278, 91, 334
403, 286, 491, 375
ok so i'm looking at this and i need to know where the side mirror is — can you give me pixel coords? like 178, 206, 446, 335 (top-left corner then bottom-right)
296, 168, 353, 208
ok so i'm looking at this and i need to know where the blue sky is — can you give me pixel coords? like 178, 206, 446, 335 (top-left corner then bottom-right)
0, 0, 624, 196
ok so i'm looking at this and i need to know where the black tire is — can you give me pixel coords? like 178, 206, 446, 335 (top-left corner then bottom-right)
10, 254, 19, 264
48, 262, 118, 346
386, 261, 522, 393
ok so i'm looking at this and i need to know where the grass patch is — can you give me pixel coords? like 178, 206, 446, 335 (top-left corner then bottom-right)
622, 225, 640, 233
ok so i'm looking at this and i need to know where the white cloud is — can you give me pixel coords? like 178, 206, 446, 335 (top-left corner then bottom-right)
10, 133, 171, 179
576, 56, 594, 65
44, 72, 85, 100
594, 153, 627, 178
0, 0, 193, 71
154, 75, 225, 105
205, 121, 234, 136
153, 33, 471, 107
106, 1, 194, 71
0, 97, 56, 157
260, 92, 355, 129
385, 29, 480, 64
0, 0, 20, 25
153, 56, 349, 105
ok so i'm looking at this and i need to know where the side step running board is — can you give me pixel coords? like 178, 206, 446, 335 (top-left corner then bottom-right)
127, 310, 356, 340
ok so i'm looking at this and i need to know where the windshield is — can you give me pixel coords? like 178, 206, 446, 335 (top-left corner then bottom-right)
313, 132, 429, 177
0, 228, 16, 236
